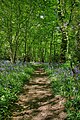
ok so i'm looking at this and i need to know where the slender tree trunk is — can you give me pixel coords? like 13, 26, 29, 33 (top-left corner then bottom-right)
49, 29, 53, 64
23, 28, 27, 62
57, 0, 68, 62
60, 27, 67, 62
76, 24, 80, 62
13, 4, 21, 63
7, 3, 14, 63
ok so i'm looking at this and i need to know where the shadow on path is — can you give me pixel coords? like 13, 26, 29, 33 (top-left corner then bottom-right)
11, 68, 67, 120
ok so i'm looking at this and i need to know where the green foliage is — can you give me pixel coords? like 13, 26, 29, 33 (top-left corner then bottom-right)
45, 68, 53, 76
0, 64, 34, 119
1, 0, 79, 63
65, 96, 80, 120
46, 63, 80, 120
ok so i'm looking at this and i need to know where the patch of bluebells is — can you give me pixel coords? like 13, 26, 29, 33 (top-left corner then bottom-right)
0, 60, 34, 119
48, 63, 80, 119
0, 60, 25, 72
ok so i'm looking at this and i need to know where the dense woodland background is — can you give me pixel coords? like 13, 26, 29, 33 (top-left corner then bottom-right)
0, 0, 80, 64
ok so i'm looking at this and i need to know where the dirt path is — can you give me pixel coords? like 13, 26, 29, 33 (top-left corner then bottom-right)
11, 68, 67, 120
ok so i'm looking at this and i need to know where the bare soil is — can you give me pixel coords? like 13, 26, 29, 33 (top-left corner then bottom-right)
11, 68, 67, 120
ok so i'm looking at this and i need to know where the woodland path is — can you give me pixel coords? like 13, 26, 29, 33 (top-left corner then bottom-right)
11, 68, 67, 120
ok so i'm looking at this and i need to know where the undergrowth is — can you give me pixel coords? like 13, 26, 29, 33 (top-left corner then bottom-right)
45, 62, 80, 120
0, 62, 34, 119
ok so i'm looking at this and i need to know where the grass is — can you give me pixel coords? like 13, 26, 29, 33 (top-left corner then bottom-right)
0, 62, 34, 119
45, 62, 80, 120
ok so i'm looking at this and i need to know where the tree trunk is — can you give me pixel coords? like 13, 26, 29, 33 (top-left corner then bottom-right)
60, 27, 67, 62
76, 24, 80, 62
49, 29, 53, 64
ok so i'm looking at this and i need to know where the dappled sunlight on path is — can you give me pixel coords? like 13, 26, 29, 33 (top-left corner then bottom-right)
11, 68, 67, 120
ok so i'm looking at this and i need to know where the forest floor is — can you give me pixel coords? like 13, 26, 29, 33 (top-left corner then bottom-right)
11, 68, 67, 120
